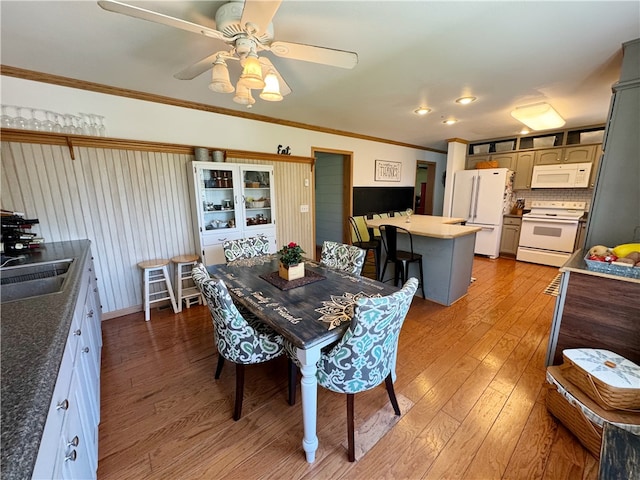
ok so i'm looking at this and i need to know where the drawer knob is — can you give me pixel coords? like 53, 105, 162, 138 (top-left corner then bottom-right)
65, 450, 77, 462
87, 310, 94, 318
67, 436, 79, 447
74, 329, 81, 336
82, 347, 90, 354
56, 399, 69, 411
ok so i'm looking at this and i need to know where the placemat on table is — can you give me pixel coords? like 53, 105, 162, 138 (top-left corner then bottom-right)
259, 269, 326, 291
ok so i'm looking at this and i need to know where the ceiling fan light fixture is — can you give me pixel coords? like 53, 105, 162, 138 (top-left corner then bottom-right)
260, 72, 283, 102
455, 96, 476, 105
414, 107, 431, 115
239, 52, 265, 90
442, 119, 458, 125
208, 57, 235, 93
511, 102, 565, 130
233, 82, 256, 106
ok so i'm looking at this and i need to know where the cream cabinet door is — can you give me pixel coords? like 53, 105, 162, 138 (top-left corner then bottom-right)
563, 144, 597, 163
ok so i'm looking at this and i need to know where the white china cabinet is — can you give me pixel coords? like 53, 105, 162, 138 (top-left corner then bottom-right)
188, 161, 277, 265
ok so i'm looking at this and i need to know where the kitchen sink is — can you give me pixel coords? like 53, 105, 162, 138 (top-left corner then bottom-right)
0, 259, 74, 303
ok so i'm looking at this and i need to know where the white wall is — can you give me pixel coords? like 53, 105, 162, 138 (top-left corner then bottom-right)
1, 76, 446, 195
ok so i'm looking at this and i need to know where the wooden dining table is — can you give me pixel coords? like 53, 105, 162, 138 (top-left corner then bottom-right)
207, 256, 400, 463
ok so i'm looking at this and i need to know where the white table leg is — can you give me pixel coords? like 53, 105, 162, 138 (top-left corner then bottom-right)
297, 346, 321, 463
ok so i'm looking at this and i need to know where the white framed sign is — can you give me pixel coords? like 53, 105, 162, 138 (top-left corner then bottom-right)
375, 160, 402, 182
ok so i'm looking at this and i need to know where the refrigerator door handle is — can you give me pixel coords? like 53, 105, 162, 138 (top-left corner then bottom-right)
473, 176, 481, 220
468, 176, 476, 219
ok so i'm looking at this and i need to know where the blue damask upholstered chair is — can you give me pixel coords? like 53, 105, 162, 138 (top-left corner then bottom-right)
316, 277, 418, 461
223, 234, 270, 263
320, 241, 366, 276
192, 263, 285, 421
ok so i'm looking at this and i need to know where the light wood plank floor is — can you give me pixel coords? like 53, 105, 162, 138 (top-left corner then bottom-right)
98, 257, 599, 479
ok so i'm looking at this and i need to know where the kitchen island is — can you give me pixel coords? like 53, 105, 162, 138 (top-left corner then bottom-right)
545, 249, 640, 367
366, 215, 480, 305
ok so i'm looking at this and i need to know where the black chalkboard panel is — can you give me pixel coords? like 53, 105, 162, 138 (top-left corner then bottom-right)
353, 187, 415, 216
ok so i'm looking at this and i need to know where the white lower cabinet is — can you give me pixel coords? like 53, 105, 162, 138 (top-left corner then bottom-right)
32, 256, 102, 479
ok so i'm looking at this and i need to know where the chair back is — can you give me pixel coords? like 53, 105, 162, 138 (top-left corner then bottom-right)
223, 234, 270, 263
380, 224, 415, 261
320, 241, 366, 275
191, 263, 282, 363
348, 216, 371, 243
317, 278, 419, 394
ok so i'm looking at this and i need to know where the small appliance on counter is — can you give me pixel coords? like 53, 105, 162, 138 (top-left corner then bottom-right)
0, 209, 44, 254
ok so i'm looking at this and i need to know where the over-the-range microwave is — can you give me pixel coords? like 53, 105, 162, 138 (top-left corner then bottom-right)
530, 162, 592, 188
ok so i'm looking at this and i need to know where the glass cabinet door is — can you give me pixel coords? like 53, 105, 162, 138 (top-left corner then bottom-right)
197, 165, 241, 233
241, 166, 275, 229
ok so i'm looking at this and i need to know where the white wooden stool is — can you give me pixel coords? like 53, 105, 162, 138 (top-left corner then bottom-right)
171, 254, 203, 312
137, 259, 178, 321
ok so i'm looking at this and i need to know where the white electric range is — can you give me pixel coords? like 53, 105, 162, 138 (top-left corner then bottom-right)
516, 201, 586, 267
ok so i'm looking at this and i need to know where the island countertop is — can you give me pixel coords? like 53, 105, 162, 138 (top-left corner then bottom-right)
366, 215, 481, 239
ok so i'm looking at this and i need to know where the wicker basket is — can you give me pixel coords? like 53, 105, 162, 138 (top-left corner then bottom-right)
476, 160, 498, 169
561, 349, 640, 411
546, 384, 603, 458
546, 366, 640, 459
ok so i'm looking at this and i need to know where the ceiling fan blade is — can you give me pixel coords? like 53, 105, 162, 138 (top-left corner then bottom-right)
241, 0, 282, 36
98, 0, 226, 41
174, 52, 222, 80
258, 57, 291, 96
269, 41, 358, 69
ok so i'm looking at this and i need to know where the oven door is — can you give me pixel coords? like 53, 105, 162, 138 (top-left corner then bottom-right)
519, 217, 579, 253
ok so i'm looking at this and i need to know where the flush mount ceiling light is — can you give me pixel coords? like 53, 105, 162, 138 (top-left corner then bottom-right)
510, 102, 566, 130
442, 119, 458, 125
455, 96, 476, 105
414, 107, 431, 115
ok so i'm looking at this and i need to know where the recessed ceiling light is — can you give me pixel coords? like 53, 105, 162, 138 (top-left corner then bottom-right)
455, 96, 476, 105
442, 119, 458, 125
519, 128, 530, 135
414, 107, 431, 115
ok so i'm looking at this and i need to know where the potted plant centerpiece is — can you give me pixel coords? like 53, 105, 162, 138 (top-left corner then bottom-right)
278, 242, 305, 281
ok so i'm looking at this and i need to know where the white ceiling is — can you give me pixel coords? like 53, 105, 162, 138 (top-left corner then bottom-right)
1, 1, 639, 151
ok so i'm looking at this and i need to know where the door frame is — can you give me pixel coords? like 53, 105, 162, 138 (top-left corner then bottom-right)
416, 160, 437, 215
311, 147, 353, 245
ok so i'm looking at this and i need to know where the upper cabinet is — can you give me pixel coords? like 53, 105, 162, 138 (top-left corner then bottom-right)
466, 125, 605, 190
188, 161, 277, 265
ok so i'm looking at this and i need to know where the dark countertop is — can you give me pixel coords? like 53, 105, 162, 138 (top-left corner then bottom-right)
1, 240, 92, 479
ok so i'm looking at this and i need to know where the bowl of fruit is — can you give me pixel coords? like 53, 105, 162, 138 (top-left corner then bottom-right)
585, 243, 640, 279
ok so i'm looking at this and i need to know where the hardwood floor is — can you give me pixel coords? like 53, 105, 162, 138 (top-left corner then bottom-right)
98, 257, 599, 479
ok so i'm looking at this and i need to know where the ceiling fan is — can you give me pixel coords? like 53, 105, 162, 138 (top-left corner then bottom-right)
97, 0, 358, 105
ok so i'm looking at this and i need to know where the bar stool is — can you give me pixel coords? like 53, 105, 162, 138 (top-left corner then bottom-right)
171, 254, 203, 312
137, 259, 178, 321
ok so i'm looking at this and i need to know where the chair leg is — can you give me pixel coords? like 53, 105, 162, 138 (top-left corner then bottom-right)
418, 260, 426, 298
214, 356, 225, 379
380, 258, 388, 284
288, 359, 297, 406
385, 373, 401, 416
233, 363, 245, 421
347, 394, 356, 462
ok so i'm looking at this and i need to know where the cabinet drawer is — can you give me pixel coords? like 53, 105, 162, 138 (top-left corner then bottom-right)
503, 216, 522, 226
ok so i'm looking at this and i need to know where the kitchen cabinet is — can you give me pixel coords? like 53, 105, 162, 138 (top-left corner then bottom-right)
533, 144, 598, 165
512, 151, 535, 190
574, 220, 587, 251
499, 216, 521, 256
466, 126, 604, 189
584, 38, 640, 250
188, 161, 277, 265
32, 255, 102, 480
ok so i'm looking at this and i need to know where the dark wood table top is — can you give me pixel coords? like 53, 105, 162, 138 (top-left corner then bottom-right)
207, 256, 399, 349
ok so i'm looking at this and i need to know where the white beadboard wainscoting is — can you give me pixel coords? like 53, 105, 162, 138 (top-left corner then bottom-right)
1, 142, 314, 318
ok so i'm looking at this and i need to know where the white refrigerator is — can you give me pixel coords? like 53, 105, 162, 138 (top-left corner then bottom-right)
451, 168, 514, 258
